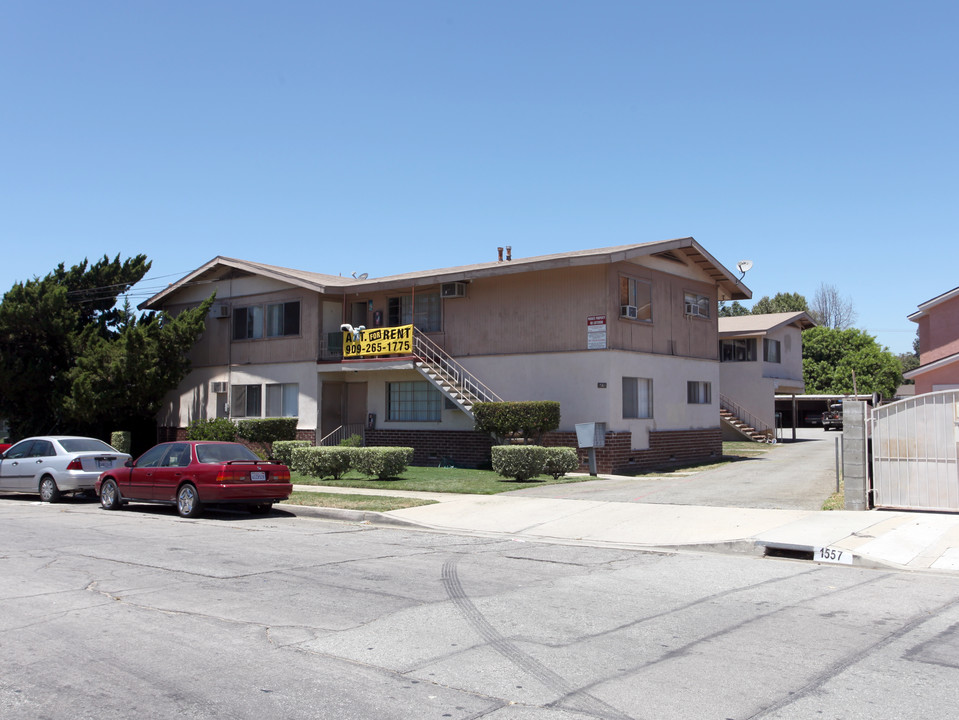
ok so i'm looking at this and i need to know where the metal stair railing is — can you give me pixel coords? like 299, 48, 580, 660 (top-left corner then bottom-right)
413, 330, 502, 415
318, 423, 365, 447
720, 394, 773, 441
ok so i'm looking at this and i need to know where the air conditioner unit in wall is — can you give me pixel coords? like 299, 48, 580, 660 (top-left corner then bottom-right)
211, 381, 228, 394
441, 282, 467, 298
213, 304, 231, 319
620, 305, 638, 319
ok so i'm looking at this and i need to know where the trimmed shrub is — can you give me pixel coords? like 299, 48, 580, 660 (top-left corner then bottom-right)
473, 401, 561, 444
290, 446, 353, 480
110, 431, 131, 454
339, 433, 364, 447
272, 440, 311, 466
349, 447, 414, 479
491, 445, 548, 481
187, 417, 237, 441
542, 447, 580, 479
236, 417, 298, 443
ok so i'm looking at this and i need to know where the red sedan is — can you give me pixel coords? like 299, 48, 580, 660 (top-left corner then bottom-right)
96, 441, 292, 518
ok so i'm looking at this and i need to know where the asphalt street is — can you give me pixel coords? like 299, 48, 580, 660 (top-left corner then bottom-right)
3, 498, 959, 719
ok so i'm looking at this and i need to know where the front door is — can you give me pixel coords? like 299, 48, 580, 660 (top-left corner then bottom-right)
124, 444, 168, 500
0, 440, 36, 491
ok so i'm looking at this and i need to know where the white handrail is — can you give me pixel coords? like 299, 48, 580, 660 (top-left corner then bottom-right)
413, 330, 502, 405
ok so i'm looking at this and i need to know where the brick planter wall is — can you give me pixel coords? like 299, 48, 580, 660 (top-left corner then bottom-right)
365, 429, 494, 468
544, 427, 722, 475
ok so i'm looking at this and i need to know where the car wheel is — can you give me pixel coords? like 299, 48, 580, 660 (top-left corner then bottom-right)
176, 483, 202, 518
100, 479, 122, 510
248, 503, 273, 515
39, 475, 61, 503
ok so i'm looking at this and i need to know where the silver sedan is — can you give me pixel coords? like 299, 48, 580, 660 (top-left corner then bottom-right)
0, 436, 131, 502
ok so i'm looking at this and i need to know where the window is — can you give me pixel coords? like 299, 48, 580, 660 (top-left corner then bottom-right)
387, 292, 441, 332
387, 381, 442, 421
233, 306, 263, 340
135, 444, 168, 468
233, 301, 300, 339
720, 338, 757, 362
266, 383, 298, 417
684, 292, 710, 318
266, 301, 300, 337
231, 384, 262, 417
764, 338, 782, 363
619, 277, 653, 322
687, 381, 712, 404
623, 377, 653, 419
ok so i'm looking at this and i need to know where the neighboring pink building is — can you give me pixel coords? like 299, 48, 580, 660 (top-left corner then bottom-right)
905, 285, 959, 394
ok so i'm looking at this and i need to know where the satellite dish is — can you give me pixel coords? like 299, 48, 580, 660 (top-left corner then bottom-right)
736, 260, 753, 274
357, 273, 368, 280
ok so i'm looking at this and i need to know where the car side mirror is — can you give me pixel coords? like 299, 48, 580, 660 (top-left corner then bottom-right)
125, 459, 133, 467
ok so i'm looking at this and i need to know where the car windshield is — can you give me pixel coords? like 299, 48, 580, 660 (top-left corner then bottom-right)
59, 438, 118, 453
195, 443, 261, 464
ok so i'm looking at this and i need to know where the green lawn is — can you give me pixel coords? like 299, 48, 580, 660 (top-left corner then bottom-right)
282, 491, 438, 512
291, 465, 591, 495
288, 441, 777, 493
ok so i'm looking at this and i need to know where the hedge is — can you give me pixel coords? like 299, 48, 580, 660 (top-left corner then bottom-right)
349, 447, 414, 479
236, 418, 298, 443
473, 401, 561, 444
542, 447, 580, 479
272, 440, 311, 466
290, 446, 353, 480
110, 431, 131, 454
491, 445, 549, 481
187, 417, 238, 441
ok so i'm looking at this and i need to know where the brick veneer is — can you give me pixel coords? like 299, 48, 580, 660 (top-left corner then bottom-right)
158, 425, 720, 474
544, 428, 722, 474
366, 429, 495, 468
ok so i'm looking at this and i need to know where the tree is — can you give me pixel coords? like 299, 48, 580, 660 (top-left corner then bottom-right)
811, 283, 857, 329
718, 301, 750, 317
751, 292, 809, 315
802, 326, 902, 398
897, 331, 921, 383
0, 255, 212, 440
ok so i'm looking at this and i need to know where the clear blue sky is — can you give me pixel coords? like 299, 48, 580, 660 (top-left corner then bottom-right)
3, 1, 956, 355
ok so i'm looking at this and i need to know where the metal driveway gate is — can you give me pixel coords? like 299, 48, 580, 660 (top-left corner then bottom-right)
872, 390, 959, 511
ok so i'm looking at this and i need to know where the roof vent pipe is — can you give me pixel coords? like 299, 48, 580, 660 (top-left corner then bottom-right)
506, 246, 512, 261
497, 247, 503, 262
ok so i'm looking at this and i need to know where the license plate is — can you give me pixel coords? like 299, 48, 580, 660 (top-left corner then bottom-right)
96, 459, 113, 469
250, 471, 267, 482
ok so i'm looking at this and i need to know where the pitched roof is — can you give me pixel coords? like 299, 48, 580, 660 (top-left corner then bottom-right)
140, 237, 751, 309
908, 284, 959, 322
718, 311, 817, 338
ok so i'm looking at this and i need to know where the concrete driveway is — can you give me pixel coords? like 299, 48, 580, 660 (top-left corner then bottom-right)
504, 427, 842, 510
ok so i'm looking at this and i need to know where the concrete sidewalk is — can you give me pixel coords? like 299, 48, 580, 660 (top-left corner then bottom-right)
290, 483, 959, 574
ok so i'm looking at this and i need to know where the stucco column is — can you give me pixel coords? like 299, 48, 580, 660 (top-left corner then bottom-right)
842, 400, 869, 511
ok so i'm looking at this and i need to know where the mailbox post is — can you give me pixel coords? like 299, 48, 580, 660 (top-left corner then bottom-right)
575, 422, 606, 476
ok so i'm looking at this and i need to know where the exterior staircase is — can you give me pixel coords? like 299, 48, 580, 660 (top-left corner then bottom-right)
412, 331, 502, 417
720, 394, 775, 443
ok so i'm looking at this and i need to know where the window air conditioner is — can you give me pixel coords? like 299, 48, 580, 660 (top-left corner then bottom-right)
211, 381, 228, 394
620, 305, 638, 319
441, 282, 467, 298
213, 304, 231, 319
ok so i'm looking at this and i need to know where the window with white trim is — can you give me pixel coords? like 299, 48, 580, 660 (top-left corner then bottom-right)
266, 383, 298, 417
763, 338, 782, 363
684, 292, 710, 318
231, 384, 262, 417
387, 381, 442, 421
623, 377, 653, 419
619, 277, 653, 322
687, 381, 712, 404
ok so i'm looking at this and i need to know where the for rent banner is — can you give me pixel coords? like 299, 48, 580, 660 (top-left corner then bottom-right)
343, 324, 414, 358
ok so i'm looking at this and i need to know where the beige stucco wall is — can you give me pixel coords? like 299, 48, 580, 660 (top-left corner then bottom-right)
159, 361, 318, 431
